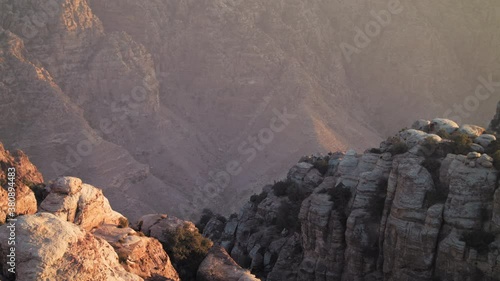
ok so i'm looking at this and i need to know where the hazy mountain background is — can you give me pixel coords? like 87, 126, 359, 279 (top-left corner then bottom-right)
0, 0, 499, 220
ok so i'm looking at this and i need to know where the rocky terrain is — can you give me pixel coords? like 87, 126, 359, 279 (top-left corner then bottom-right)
0, 143, 257, 280
203, 103, 500, 281
1, 0, 499, 219
0, 104, 499, 280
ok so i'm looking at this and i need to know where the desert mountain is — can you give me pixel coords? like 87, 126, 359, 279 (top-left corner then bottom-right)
0, 103, 499, 280
1, 0, 499, 220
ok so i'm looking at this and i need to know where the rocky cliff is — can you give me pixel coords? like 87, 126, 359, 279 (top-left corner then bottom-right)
490, 101, 500, 135
0, 177, 180, 280
1, 0, 499, 219
203, 114, 500, 281
0, 143, 258, 281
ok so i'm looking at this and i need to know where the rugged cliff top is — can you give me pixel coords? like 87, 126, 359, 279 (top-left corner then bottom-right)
203, 112, 500, 281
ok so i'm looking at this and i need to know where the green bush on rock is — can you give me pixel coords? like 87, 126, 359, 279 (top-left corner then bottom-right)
163, 223, 213, 280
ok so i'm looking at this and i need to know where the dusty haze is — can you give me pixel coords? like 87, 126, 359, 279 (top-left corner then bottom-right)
0, 0, 499, 220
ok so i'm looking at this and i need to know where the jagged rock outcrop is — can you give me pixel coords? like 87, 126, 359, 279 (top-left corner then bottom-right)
0, 143, 42, 223
197, 246, 259, 281
205, 114, 500, 281
39, 176, 126, 231
135, 214, 198, 242
0, 213, 143, 281
0, 152, 181, 281
92, 225, 180, 281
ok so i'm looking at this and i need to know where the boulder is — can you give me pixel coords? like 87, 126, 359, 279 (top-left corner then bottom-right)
430, 118, 459, 134
411, 119, 431, 132
135, 214, 196, 242
197, 246, 259, 281
470, 143, 485, 153
458, 124, 485, 138
40, 177, 125, 230
0, 145, 42, 223
0, 213, 142, 281
92, 225, 180, 281
287, 162, 314, 183
474, 134, 496, 148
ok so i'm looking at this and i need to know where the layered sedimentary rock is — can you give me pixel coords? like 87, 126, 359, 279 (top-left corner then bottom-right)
0, 154, 181, 281
2, 0, 500, 220
92, 225, 180, 281
0, 213, 143, 281
39, 176, 126, 230
205, 115, 500, 281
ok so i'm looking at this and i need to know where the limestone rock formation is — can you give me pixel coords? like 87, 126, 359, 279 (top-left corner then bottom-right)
92, 225, 180, 281
197, 246, 259, 281
204, 116, 500, 281
135, 214, 198, 242
2, 0, 499, 219
0, 213, 143, 281
0, 143, 42, 223
40, 176, 126, 231
0, 153, 181, 281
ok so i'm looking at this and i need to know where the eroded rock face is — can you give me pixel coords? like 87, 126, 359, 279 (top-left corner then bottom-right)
0, 213, 143, 281
135, 213, 197, 243
197, 246, 259, 281
205, 119, 500, 281
0, 143, 42, 223
490, 101, 500, 135
40, 176, 125, 231
92, 225, 180, 281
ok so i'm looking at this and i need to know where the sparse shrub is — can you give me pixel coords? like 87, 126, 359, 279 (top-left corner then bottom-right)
460, 230, 495, 254
436, 129, 451, 139
196, 208, 214, 232
196, 209, 227, 233
492, 150, 500, 170
422, 158, 441, 183
422, 158, 441, 173
286, 184, 310, 203
275, 201, 301, 232
23, 180, 48, 205
421, 137, 440, 156
250, 191, 268, 205
368, 148, 382, 154
272, 180, 294, 197
117, 217, 129, 228
163, 223, 213, 280
367, 196, 385, 218
449, 131, 473, 155
215, 215, 227, 224
485, 140, 500, 155
313, 159, 329, 176
328, 185, 352, 215
425, 188, 448, 208
387, 137, 408, 155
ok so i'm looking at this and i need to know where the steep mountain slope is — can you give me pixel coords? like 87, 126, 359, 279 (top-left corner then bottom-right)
1, 0, 499, 220
203, 111, 500, 280
0, 23, 187, 221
